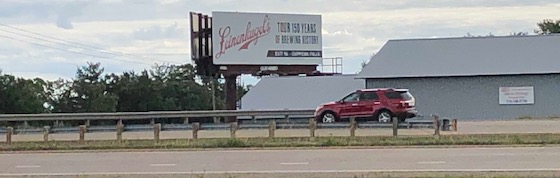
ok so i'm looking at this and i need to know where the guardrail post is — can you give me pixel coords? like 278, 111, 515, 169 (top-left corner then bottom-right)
285, 115, 290, 123
79, 125, 86, 144
441, 119, 450, 131
309, 118, 316, 141
451, 119, 458, 131
251, 116, 256, 123
192, 122, 200, 139
154, 123, 161, 143
54, 120, 59, 128
269, 120, 276, 138
23, 121, 29, 129
117, 123, 124, 143
230, 122, 238, 138
183, 117, 189, 124
43, 126, 50, 142
6, 127, 13, 145
392, 117, 398, 137
85, 120, 91, 127
349, 117, 356, 137
150, 119, 155, 125
433, 115, 440, 138
117, 119, 123, 126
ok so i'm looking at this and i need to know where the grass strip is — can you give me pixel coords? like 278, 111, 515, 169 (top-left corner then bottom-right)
2, 133, 560, 151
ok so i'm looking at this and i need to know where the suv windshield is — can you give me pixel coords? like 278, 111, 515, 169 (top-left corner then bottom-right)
341, 92, 360, 102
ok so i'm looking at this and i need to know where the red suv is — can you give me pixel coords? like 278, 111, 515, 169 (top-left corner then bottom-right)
314, 88, 417, 123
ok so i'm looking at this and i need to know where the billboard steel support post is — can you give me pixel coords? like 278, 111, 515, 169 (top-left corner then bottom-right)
225, 74, 239, 123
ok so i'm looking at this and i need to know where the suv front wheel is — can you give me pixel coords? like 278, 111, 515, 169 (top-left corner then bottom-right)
319, 111, 337, 123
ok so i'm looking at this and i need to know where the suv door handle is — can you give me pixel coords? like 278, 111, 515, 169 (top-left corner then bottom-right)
352, 103, 358, 106
374, 101, 380, 105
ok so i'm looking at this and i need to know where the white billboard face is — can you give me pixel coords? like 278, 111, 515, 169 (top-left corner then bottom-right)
499, 86, 535, 105
212, 11, 322, 65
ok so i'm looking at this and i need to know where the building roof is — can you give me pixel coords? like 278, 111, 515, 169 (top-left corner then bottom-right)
356, 34, 560, 79
238, 74, 364, 110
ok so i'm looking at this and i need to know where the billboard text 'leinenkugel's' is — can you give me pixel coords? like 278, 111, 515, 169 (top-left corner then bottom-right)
212, 11, 323, 65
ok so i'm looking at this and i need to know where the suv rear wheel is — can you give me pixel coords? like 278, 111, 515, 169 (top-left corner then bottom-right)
375, 110, 393, 123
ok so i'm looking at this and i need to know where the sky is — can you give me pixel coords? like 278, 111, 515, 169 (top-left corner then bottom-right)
0, 0, 559, 86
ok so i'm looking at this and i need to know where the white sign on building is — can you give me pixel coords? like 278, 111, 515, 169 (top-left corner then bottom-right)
211, 11, 323, 65
499, 86, 534, 105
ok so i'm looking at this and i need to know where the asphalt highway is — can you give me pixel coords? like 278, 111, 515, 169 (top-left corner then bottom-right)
1, 147, 560, 177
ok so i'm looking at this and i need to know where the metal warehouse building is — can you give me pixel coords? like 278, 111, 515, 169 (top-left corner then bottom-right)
356, 34, 560, 120
239, 74, 364, 111
237, 74, 364, 120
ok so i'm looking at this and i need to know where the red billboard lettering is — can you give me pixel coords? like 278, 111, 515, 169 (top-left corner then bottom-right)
215, 15, 271, 59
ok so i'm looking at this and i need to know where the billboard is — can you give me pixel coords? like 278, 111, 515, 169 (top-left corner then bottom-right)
212, 11, 323, 65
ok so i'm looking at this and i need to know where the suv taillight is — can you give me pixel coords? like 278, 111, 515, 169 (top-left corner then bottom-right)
399, 101, 412, 108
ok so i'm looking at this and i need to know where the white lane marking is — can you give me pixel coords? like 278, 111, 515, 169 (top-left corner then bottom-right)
15, 165, 41, 168
458, 153, 517, 156
280, 162, 309, 165
417, 161, 446, 164
149, 164, 176, 167
4, 168, 560, 176
489, 153, 516, 156
3, 146, 555, 155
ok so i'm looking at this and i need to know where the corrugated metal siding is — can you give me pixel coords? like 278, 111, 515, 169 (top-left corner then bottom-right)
357, 35, 560, 79
366, 74, 560, 120
240, 75, 365, 110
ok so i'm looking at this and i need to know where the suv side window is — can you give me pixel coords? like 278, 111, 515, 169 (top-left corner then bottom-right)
385, 91, 402, 99
361, 91, 379, 101
342, 92, 360, 102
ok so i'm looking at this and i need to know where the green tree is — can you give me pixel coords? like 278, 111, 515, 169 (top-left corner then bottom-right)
509, 32, 529, 36
74, 62, 118, 112
0, 71, 50, 127
2, 62, 253, 126
106, 70, 159, 112
48, 62, 118, 113
153, 63, 213, 111
535, 19, 560, 35
45, 78, 74, 113
0, 73, 48, 114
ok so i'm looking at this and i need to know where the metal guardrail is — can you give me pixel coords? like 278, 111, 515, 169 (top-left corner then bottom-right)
0, 110, 457, 144
0, 110, 451, 133
0, 120, 438, 134
0, 109, 316, 122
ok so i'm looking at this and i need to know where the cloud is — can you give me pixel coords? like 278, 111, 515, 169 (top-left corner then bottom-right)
0, 1, 51, 19
56, 16, 73, 29
0, 1, 91, 29
0, 17, 190, 81
190, 0, 558, 14
5, 71, 68, 81
1, 0, 557, 24
131, 22, 186, 41
322, 29, 380, 57
54, 1, 89, 29
1, 0, 560, 85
